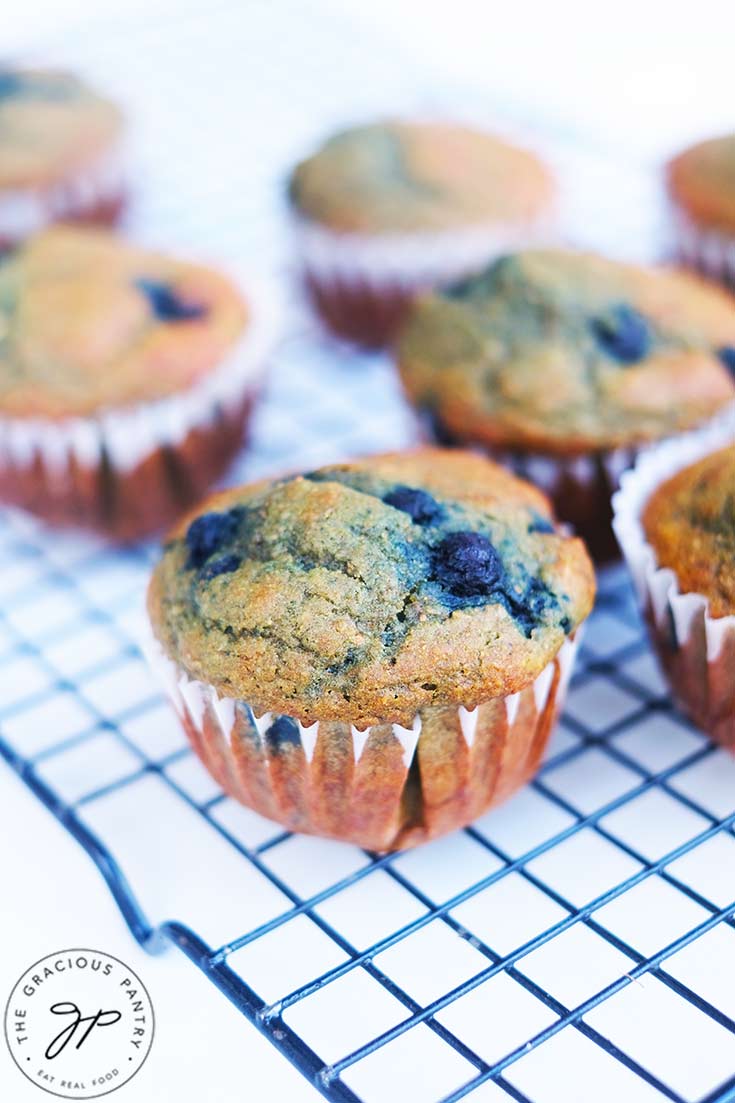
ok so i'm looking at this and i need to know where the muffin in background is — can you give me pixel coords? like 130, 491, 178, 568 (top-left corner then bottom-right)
668, 134, 735, 285
146, 449, 594, 851
0, 226, 275, 540
0, 67, 125, 248
288, 120, 555, 347
613, 413, 735, 749
397, 249, 735, 561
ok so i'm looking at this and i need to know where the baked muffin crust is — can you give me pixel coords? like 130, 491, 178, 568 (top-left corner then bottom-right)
0, 68, 121, 189
668, 134, 735, 234
289, 121, 553, 234
148, 449, 594, 727
643, 444, 735, 618
398, 250, 735, 453
0, 227, 248, 419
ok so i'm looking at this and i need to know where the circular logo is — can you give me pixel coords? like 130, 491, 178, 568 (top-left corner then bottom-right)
4, 949, 154, 1099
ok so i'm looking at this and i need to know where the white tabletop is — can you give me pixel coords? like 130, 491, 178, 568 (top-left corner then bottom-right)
1, 4, 735, 1103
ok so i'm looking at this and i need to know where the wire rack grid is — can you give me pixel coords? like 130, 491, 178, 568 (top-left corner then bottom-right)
1, 3, 735, 1102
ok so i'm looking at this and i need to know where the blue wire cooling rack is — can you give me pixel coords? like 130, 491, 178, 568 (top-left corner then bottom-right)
1, 516, 734, 1103
1, 4, 735, 1102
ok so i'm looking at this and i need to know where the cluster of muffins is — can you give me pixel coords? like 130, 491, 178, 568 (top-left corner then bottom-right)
288, 119, 555, 346
7, 60, 735, 850
0, 65, 275, 540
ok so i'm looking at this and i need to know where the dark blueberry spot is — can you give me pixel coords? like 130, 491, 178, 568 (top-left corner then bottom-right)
718, 346, 735, 375
265, 716, 301, 749
433, 532, 503, 597
0, 71, 23, 98
499, 576, 556, 637
185, 508, 243, 569
326, 647, 360, 675
442, 272, 478, 300
528, 512, 555, 535
136, 278, 207, 322
521, 577, 552, 620
200, 553, 241, 580
560, 615, 572, 634
591, 304, 651, 364
383, 485, 444, 525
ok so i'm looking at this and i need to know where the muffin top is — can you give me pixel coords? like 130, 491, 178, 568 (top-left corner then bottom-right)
398, 250, 735, 454
668, 134, 735, 233
0, 227, 248, 419
0, 68, 122, 190
288, 121, 553, 234
643, 445, 735, 618
148, 449, 594, 727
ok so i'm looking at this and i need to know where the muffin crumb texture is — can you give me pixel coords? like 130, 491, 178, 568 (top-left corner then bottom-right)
149, 449, 594, 727
643, 444, 735, 618
398, 250, 735, 453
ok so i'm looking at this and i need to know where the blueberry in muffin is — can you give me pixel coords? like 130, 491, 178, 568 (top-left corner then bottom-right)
397, 249, 735, 560
0, 226, 273, 539
147, 449, 594, 850
288, 120, 555, 346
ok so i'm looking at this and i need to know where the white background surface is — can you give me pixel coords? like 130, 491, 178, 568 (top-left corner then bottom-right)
0, 772, 321, 1102
1, 3, 735, 1102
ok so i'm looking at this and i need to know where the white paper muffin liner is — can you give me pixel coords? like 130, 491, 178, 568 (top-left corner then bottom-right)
669, 205, 735, 285
143, 625, 580, 849
0, 146, 126, 245
612, 406, 735, 744
292, 209, 557, 347
292, 211, 557, 291
0, 278, 278, 478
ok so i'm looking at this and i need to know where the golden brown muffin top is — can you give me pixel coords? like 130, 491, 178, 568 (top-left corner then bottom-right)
0, 68, 122, 189
288, 121, 554, 234
643, 444, 735, 618
397, 250, 735, 454
0, 227, 248, 419
148, 449, 595, 727
668, 134, 735, 233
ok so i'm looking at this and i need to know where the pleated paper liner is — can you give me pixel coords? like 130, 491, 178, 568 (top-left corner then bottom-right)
145, 630, 580, 852
0, 278, 279, 540
613, 407, 735, 748
0, 146, 126, 250
292, 211, 556, 348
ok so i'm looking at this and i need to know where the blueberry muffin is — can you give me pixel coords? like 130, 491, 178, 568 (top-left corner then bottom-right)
615, 430, 735, 749
147, 449, 594, 850
288, 120, 555, 346
667, 134, 735, 284
643, 446, 735, 617
0, 67, 124, 248
397, 249, 735, 560
0, 226, 273, 540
